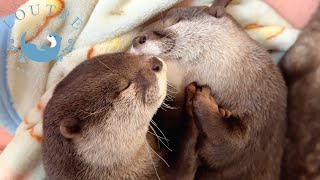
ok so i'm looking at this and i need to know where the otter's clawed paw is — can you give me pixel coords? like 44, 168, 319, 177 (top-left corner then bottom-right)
185, 83, 197, 117
186, 83, 197, 101
192, 85, 219, 113
219, 108, 232, 119
208, 6, 226, 18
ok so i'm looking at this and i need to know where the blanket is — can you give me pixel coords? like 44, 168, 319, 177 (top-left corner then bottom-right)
0, 0, 300, 179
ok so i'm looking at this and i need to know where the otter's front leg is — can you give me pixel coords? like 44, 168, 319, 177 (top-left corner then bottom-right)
166, 84, 200, 180
209, 0, 232, 18
189, 83, 247, 168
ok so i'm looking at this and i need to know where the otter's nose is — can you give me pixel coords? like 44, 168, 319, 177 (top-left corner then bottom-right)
151, 57, 163, 73
133, 36, 147, 47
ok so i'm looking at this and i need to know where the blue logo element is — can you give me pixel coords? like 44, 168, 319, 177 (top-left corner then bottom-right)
20, 32, 62, 62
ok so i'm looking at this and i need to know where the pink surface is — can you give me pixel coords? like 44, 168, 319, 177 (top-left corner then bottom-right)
264, 0, 319, 29
0, 0, 25, 153
0, 127, 13, 154
0, 0, 24, 155
0, 0, 27, 17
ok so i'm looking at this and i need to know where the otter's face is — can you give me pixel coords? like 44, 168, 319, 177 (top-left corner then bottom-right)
44, 53, 167, 167
131, 6, 230, 64
131, 7, 242, 90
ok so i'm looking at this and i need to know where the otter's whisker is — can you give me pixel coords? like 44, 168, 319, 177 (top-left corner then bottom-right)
149, 126, 161, 148
149, 125, 172, 151
167, 87, 179, 94
150, 120, 171, 147
164, 96, 174, 102
145, 140, 170, 168
167, 83, 179, 91
166, 93, 175, 99
82, 106, 109, 118
161, 102, 178, 110
148, 130, 170, 141
145, 141, 161, 180
165, 94, 174, 99
160, 105, 168, 112
190, 6, 208, 19
95, 57, 115, 73
148, 130, 160, 148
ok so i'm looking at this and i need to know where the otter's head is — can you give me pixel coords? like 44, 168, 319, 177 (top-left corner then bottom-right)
44, 53, 167, 168
131, 6, 246, 90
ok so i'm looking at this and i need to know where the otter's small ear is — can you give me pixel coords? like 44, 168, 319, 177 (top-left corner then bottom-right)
59, 118, 81, 139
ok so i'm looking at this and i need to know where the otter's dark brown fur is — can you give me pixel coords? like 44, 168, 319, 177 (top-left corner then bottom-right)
280, 4, 320, 180
42, 53, 198, 180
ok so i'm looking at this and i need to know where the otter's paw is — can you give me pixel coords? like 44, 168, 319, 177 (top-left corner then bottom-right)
208, 6, 226, 18
219, 108, 232, 119
182, 83, 200, 159
185, 83, 197, 118
192, 85, 219, 113
185, 83, 197, 106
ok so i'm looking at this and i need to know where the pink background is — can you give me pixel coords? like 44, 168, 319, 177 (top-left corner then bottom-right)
0, 127, 12, 153
0, 0, 27, 153
0, 0, 319, 151
0, 0, 27, 17
264, 0, 319, 29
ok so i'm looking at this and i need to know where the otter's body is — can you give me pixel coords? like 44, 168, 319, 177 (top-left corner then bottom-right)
43, 53, 169, 180
132, 7, 287, 180
280, 5, 320, 180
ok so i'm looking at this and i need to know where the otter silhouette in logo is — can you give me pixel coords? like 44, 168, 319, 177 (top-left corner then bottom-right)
20, 32, 62, 62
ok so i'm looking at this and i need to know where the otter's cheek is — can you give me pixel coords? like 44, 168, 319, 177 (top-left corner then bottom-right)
130, 41, 162, 56
166, 60, 186, 91
130, 47, 141, 55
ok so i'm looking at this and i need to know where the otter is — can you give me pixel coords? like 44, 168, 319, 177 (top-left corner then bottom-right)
280, 4, 320, 180
42, 53, 198, 180
131, 6, 287, 180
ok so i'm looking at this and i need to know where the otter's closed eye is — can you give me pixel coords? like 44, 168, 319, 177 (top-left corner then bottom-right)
120, 81, 132, 92
153, 31, 167, 38
114, 81, 131, 97
177, 17, 184, 23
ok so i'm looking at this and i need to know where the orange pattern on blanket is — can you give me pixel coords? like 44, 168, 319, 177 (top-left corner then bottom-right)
23, 117, 29, 125
26, 0, 65, 43
37, 101, 44, 111
29, 128, 42, 142
110, 0, 129, 16
267, 27, 285, 40
244, 23, 263, 30
87, 46, 95, 59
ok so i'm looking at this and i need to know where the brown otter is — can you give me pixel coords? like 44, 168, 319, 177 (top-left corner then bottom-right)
280, 4, 320, 180
131, 6, 287, 180
42, 53, 198, 180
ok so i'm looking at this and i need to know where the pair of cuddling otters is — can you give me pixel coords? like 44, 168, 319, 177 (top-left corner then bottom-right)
42, 0, 288, 179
